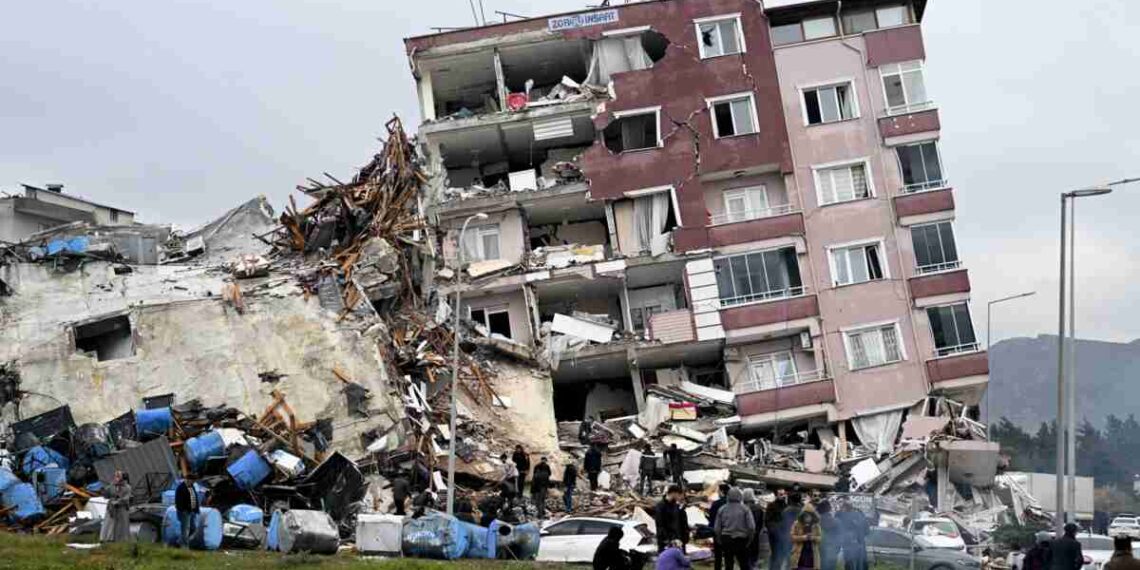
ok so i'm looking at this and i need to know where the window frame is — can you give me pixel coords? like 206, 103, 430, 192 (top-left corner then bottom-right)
748, 351, 799, 391
468, 304, 512, 338
895, 139, 947, 193
879, 60, 932, 116
714, 246, 804, 307
827, 238, 889, 287
705, 91, 760, 139
799, 79, 860, 126
841, 320, 907, 370
926, 302, 979, 357
720, 185, 770, 223
466, 223, 501, 262
624, 184, 683, 226
693, 13, 746, 59
802, 15, 838, 41
610, 106, 663, 152
910, 220, 960, 274
812, 158, 875, 206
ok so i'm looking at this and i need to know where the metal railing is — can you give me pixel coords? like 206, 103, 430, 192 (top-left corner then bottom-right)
915, 260, 962, 275
709, 204, 798, 226
719, 286, 807, 308
734, 369, 829, 395
901, 179, 949, 194
935, 342, 981, 358
886, 100, 935, 116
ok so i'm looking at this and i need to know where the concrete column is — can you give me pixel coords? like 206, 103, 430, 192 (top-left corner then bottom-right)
523, 284, 542, 349
936, 451, 951, 511
493, 49, 507, 110
627, 346, 646, 413
418, 70, 436, 122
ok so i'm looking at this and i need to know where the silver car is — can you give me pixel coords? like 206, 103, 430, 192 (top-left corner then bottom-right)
867, 527, 982, 570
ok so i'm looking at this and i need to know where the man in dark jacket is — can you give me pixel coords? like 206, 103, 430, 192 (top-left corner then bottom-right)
593, 526, 631, 570
580, 416, 596, 445
709, 483, 731, 570
665, 444, 685, 485
838, 500, 870, 570
174, 477, 200, 547
1046, 523, 1085, 570
563, 462, 579, 512
585, 444, 603, 491
655, 485, 690, 552
818, 500, 843, 570
1024, 537, 1050, 570
1105, 537, 1140, 570
391, 476, 410, 516
714, 488, 756, 570
638, 447, 657, 495
767, 490, 789, 570
743, 489, 766, 570
512, 445, 531, 495
531, 457, 552, 519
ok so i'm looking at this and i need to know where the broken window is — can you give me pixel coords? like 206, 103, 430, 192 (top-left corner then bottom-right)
880, 60, 930, 115
461, 224, 500, 262
830, 241, 885, 286
845, 323, 904, 370
695, 16, 744, 59
897, 141, 945, 192
714, 247, 802, 306
842, 5, 910, 34
911, 221, 959, 274
74, 315, 134, 361
803, 83, 856, 125
816, 162, 871, 205
629, 189, 678, 255
927, 303, 978, 356
603, 108, 660, 153
630, 305, 662, 333
708, 93, 758, 138
470, 306, 512, 339
747, 352, 798, 392
721, 186, 769, 223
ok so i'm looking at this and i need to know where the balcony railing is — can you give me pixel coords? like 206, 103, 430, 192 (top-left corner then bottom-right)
719, 286, 807, 308
709, 204, 798, 226
935, 342, 980, 358
734, 369, 829, 395
886, 100, 936, 116
915, 260, 962, 275
902, 179, 949, 194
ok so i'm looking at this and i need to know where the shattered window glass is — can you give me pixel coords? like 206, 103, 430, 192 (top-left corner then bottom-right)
698, 17, 742, 58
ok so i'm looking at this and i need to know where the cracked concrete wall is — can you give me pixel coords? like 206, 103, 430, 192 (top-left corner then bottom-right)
0, 262, 397, 456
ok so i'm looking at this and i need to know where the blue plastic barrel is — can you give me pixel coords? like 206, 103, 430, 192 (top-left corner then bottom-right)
227, 450, 271, 491
162, 506, 223, 550
20, 446, 69, 476
227, 504, 263, 524
458, 520, 495, 559
506, 522, 541, 560
135, 407, 173, 439
184, 431, 225, 473
2, 482, 45, 521
266, 510, 282, 551
402, 514, 471, 560
36, 467, 67, 501
0, 468, 19, 493
162, 506, 181, 546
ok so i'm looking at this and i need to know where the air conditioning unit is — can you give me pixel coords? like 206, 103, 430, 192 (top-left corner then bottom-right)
800, 331, 813, 350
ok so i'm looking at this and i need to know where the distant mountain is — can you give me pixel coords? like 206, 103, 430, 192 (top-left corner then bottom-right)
987, 335, 1140, 429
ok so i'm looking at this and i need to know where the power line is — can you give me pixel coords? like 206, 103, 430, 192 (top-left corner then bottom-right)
467, 0, 480, 26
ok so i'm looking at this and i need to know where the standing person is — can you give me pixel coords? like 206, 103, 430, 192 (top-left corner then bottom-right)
580, 415, 596, 445
639, 447, 657, 495
657, 539, 693, 570
767, 490, 789, 570
655, 485, 689, 552
783, 493, 805, 569
1105, 537, 1140, 570
500, 453, 519, 507
563, 461, 579, 513
531, 456, 552, 519
100, 471, 132, 543
593, 526, 631, 570
585, 444, 603, 491
391, 475, 410, 516
818, 500, 842, 570
512, 445, 531, 495
837, 501, 869, 570
743, 489, 765, 570
665, 444, 685, 485
710, 483, 731, 570
1024, 537, 1050, 570
173, 477, 200, 547
715, 487, 756, 570
1045, 523, 1085, 570
790, 505, 822, 570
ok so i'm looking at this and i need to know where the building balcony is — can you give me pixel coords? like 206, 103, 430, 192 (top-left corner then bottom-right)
735, 375, 836, 417
926, 349, 989, 384
878, 108, 940, 140
720, 290, 820, 331
894, 186, 954, 223
673, 209, 805, 253
908, 268, 970, 302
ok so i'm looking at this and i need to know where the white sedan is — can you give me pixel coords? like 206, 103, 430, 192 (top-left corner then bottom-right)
537, 516, 656, 563
1109, 517, 1140, 540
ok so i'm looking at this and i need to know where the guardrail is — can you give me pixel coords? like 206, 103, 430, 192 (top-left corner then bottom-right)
719, 286, 807, 308
709, 204, 798, 226
734, 369, 829, 394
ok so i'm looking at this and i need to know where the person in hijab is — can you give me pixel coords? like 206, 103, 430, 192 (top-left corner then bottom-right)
100, 470, 132, 543
791, 504, 822, 570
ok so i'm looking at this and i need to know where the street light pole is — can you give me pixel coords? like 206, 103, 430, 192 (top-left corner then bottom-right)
985, 291, 1036, 425
449, 212, 488, 517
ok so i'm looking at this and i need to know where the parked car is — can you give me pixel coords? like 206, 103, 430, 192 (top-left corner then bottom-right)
909, 517, 968, 551
1109, 517, 1140, 539
867, 526, 981, 570
537, 516, 656, 563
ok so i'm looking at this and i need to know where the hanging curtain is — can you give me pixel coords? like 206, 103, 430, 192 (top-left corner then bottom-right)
585, 36, 652, 86
851, 409, 905, 457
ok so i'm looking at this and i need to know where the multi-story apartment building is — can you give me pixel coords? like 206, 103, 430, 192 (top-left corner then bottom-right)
404, 0, 987, 437
0, 184, 135, 243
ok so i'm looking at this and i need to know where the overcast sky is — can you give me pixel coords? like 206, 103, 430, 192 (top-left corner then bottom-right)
3, 0, 1138, 344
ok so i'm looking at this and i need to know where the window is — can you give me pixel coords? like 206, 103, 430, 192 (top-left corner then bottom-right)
927, 303, 977, 356
469, 306, 512, 339
630, 304, 663, 333
714, 247, 802, 306
696, 16, 744, 58
748, 352, 798, 391
721, 186, 769, 223
110, 210, 120, 223
708, 93, 758, 138
880, 61, 930, 115
896, 141, 944, 192
462, 224, 500, 262
74, 315, 135, 361
842, 5, 910, 34
803, 83, 857, 125
803, 16, 838, 40
626, 189, 678, 255
543, 520, 582, 536
830, 241, 885, 286
868, 528, 913, 549
911, 221, 958, 273
816, 162, 871, 205
603, 108, 661, 153
845, 323, 904, 370
771, 23, 804, 46
578, 520, 621, 535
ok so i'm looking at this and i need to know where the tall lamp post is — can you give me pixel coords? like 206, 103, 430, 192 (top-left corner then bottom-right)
985, 291, 1035, 424
449, 212, 488, 516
